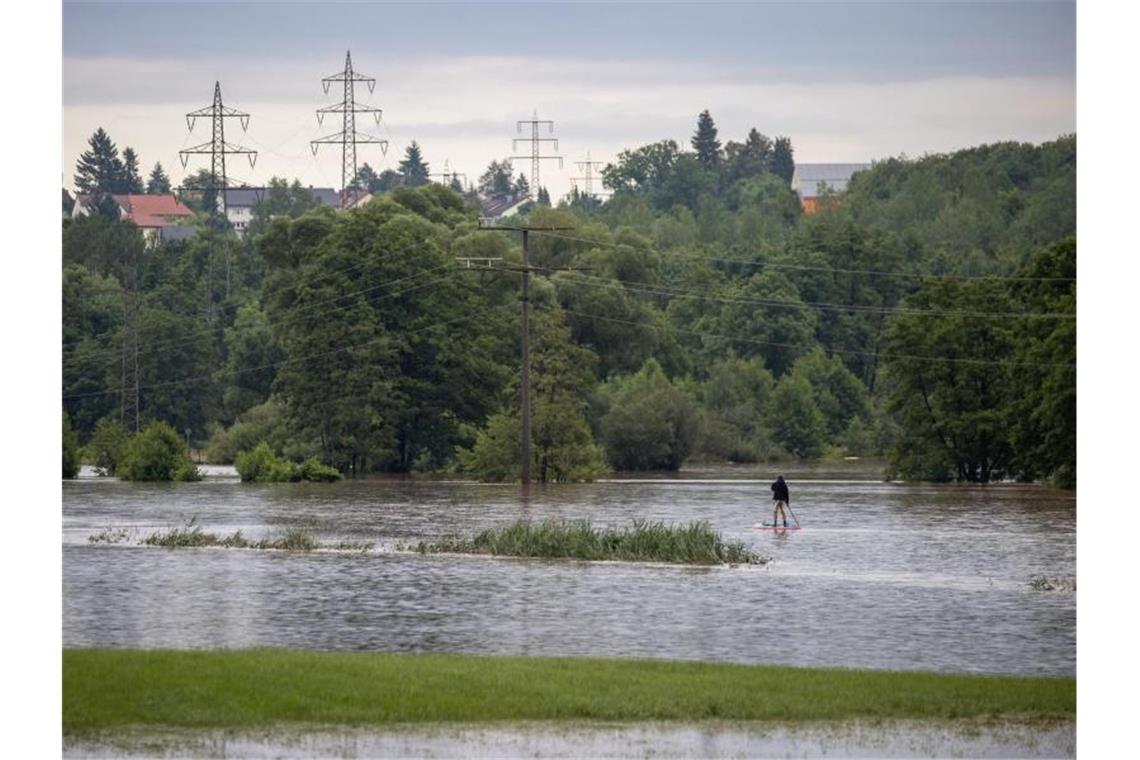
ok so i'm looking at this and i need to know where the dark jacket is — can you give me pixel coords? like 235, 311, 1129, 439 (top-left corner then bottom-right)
771, 478, 789, 503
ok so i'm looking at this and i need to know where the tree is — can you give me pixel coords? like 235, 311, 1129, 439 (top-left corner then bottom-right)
515, 173, 530, 198
767, 374, 827, 458
121, 147, 144, 193
146, 163, 172, 194
118, 420, 200, 481
86, 417, 130, 476
883, 279, 1017, 482
599, 358, 699, 471
459, 294, 607, 483
478, 159, 515, 197
1006, 239, 1076, 487
263, 186, 512, 474
63, 412, 81, 479
353, 163, 379, 191
398, 141, 430, 187
74, 127, 125, 195
691, 110, 722, 168
769, 136, 795, 184
536, 186, 551, 206
725, 128, 773, 183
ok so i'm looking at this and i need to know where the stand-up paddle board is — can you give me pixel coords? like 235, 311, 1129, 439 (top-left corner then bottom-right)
753, 522, 802, 532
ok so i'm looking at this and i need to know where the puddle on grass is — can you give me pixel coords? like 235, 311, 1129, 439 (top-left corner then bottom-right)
64, 719, 1076, 759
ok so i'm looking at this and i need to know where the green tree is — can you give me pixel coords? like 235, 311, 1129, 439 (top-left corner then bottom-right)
536, 186, 551, 206
694, 354, 775, 462
767, 373, 827, 458
769, 136, 795, 184
599, 358, 699, 470
398, 141, 430, 187
63, 412, 81, 479
883, 279, 1017, 482
1007, 239, 1076, 486
460, 290, 607, 482
478, 159, 515, 196
691, 110, 722, 168
146, 162, 172, 194
725, 128, 772, 183
264, 188, 512, 474
121, 147, 144, 193
74, 127, 125, 195
118, 420, 200, 481
787, 350, 871, 439
219, 304, 284, 421
85, 417, 130, 476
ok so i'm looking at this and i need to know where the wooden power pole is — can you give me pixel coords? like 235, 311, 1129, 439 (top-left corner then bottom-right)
467, 222, 572, 486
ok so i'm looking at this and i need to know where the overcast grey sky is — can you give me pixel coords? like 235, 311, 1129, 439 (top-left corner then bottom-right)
62, 1, 1076, 198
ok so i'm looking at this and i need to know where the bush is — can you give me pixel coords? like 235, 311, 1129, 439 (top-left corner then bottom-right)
85, 417, 129, 476
234, 442, 342, 483
118, 421, 200, 482
600, 359, 699, 471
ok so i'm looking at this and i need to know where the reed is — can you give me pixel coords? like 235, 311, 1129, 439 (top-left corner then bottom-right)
418, 518, 763, 565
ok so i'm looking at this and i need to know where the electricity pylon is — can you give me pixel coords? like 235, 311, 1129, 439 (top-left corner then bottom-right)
179, 81, 258, 217
430, 159, 467, 191
510, 109, 562, 200
311, 50, 388, 198
571, 150, 610, 200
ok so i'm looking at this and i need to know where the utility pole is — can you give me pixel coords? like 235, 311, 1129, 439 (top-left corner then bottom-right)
471, 223, 573, 486
179, 81, 258, 217
311, 50, 388, 199
510, 109, 562, 200
570, 150, 610, 200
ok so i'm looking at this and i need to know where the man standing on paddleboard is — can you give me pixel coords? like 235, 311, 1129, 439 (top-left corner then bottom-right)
771, 475, 790, 528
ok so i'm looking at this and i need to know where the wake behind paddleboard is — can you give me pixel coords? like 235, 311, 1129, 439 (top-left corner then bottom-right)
754, 523, 802, 531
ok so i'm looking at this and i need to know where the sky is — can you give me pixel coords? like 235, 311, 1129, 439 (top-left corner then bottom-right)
62, 1, 1076, 200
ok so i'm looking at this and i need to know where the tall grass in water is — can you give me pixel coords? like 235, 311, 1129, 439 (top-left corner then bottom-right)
418, 519, 763, 565
139, 526, 344, 552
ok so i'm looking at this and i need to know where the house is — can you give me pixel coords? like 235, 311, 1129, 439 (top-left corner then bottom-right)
223, 186, 340, 235
72, 193, 196, 242
479, 191, 530, 220
791, 163, 872, 213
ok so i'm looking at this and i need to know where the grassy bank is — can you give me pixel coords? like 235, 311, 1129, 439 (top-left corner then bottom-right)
63, 649, 1074, 734
416, 518, 762, 565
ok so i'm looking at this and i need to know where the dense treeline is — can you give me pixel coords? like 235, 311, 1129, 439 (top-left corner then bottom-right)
62, 117, 1075, 486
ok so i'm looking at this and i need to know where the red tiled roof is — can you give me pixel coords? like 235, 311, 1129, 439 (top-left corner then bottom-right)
115, 194, 194, 228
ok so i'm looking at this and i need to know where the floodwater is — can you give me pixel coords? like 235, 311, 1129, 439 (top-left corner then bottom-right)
63, 463, 1076, 677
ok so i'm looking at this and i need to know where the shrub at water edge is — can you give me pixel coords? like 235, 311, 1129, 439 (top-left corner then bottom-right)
63, 412, 81, 479
116, 421, 201, 482
234, 442, 342, 482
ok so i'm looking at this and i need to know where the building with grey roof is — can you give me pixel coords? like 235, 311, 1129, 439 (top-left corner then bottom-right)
792, 163, 872, 212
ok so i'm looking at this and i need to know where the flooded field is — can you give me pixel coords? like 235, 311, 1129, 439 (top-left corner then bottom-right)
63, 464, 1075, 676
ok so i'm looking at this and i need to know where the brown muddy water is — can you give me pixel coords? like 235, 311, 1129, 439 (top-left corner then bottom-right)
63, 463, 1075, 677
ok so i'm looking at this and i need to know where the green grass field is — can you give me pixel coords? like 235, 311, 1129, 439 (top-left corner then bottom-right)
63, 649, 1074, 734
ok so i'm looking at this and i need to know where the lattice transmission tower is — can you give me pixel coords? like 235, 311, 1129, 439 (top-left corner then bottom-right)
179, 81, 258, 217
430, 159, 467, 191
571, 150, 610, 199
311, 50, 388, 198
511, 109, 562, 199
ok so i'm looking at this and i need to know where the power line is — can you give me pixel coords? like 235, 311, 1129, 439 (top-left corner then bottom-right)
62, 238, 435, 354
527, 229, 1077, 284
537, 268, 1075, 320
554, 307, 1074, 370
64, 260, 457, 369
63, 309, 486, 402
310, 50, 388, 196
